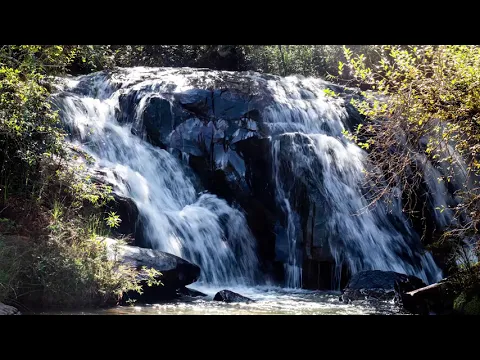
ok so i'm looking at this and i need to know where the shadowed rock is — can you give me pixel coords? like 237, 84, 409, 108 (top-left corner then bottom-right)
213, 290, 254, 303
341, 270, 426, 305
102, 237, 201, 302
177, 287, 208, 298
402, 279, 455, 314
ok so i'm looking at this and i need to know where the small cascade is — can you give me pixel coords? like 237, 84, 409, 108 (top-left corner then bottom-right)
263, 76, 443, 287
54, 70, 260, 286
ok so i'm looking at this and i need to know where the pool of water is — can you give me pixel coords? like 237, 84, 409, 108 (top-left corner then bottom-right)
38, 285, 405, 315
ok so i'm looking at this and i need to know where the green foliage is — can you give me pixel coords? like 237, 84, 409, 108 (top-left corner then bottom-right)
31, 235, 138, 308
105, 211, 121, 229
454, 294, 480, 315
0, 203, 165, 309
0, 64, 64, 198
341, 45, 480, 275
0, 236, 26, 303
0, 233, 141, 308
69, 45, 116, 73
140, 266, 163, 288
36, 45, 380, 79
0, 218, 17, 233
323, 88, 338, 98
0, 45, 159, 309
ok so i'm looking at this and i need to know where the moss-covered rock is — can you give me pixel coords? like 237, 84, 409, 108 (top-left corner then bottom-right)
454, 292, 480, 315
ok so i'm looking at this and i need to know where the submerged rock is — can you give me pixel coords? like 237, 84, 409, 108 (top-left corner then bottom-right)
102, 237, 201, 302
213, 290, 254, 303
177, 287, 208, 298
0, 302, 21, 315
341, 270, 426, 305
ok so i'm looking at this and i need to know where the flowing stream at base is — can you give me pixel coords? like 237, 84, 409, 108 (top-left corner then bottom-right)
38, 287, 405, 315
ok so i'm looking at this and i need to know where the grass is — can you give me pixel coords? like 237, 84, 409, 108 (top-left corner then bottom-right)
0, 196, 146, 311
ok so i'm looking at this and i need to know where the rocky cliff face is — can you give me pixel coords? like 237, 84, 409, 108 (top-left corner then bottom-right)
70, 68, 281, 275
96, 68, 360, 287
57, 67, 443, 289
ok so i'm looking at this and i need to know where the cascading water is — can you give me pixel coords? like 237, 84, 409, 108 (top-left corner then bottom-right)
53, 67, 444, 293
53, 70, 260, 287
272, 140, 303, 288
263, 76, 443, 287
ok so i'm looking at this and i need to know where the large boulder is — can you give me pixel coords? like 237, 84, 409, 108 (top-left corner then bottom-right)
213, 289, 254, 303
341, 270, 427, 305
101, 237, 201, 302
0, 302, 21, 315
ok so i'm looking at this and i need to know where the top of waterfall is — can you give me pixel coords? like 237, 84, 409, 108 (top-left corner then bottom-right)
57, 66, 360, 100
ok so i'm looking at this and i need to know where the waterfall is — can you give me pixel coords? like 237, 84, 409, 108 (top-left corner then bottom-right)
263, 76, 443, 287
53, 67, 444, 291
53, 70, 260, 287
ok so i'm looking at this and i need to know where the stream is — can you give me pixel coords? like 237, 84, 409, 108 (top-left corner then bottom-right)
38, 286, 404, 315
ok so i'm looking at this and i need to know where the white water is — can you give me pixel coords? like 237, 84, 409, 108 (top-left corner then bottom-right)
272, 140, 303, 288
40, 286, 403, 315
54, 71, 260, 286
263, 76, 443, 286
54, 67, 444, 292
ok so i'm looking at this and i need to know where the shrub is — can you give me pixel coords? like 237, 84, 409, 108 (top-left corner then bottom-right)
0, 46, 157, 309
340, 45, 480, 278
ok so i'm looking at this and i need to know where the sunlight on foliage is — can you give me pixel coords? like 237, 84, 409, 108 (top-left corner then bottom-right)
339, 45, 480, 283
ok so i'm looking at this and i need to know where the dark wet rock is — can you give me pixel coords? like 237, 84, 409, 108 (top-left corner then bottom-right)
341, 270, 427, 305
176, 287, 208, 298
271, 133, 336, 288
212, 89, 251, 120
175, 89, 213, 118
186, 136, 278, 274
142, 96, 174, 147
86, 169, 146, 247
107, 195, 145, 246
270, 131, 429, 290
68, 71, 112, 96
213, 290, 254, 303
401, 279, 455, 314
110, 68, 275, 158
116, 90, 140, 125
169, 118, 209, 157
103, 237, 200, 286
0, 302, 21, 315
102, 238, 200, 303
